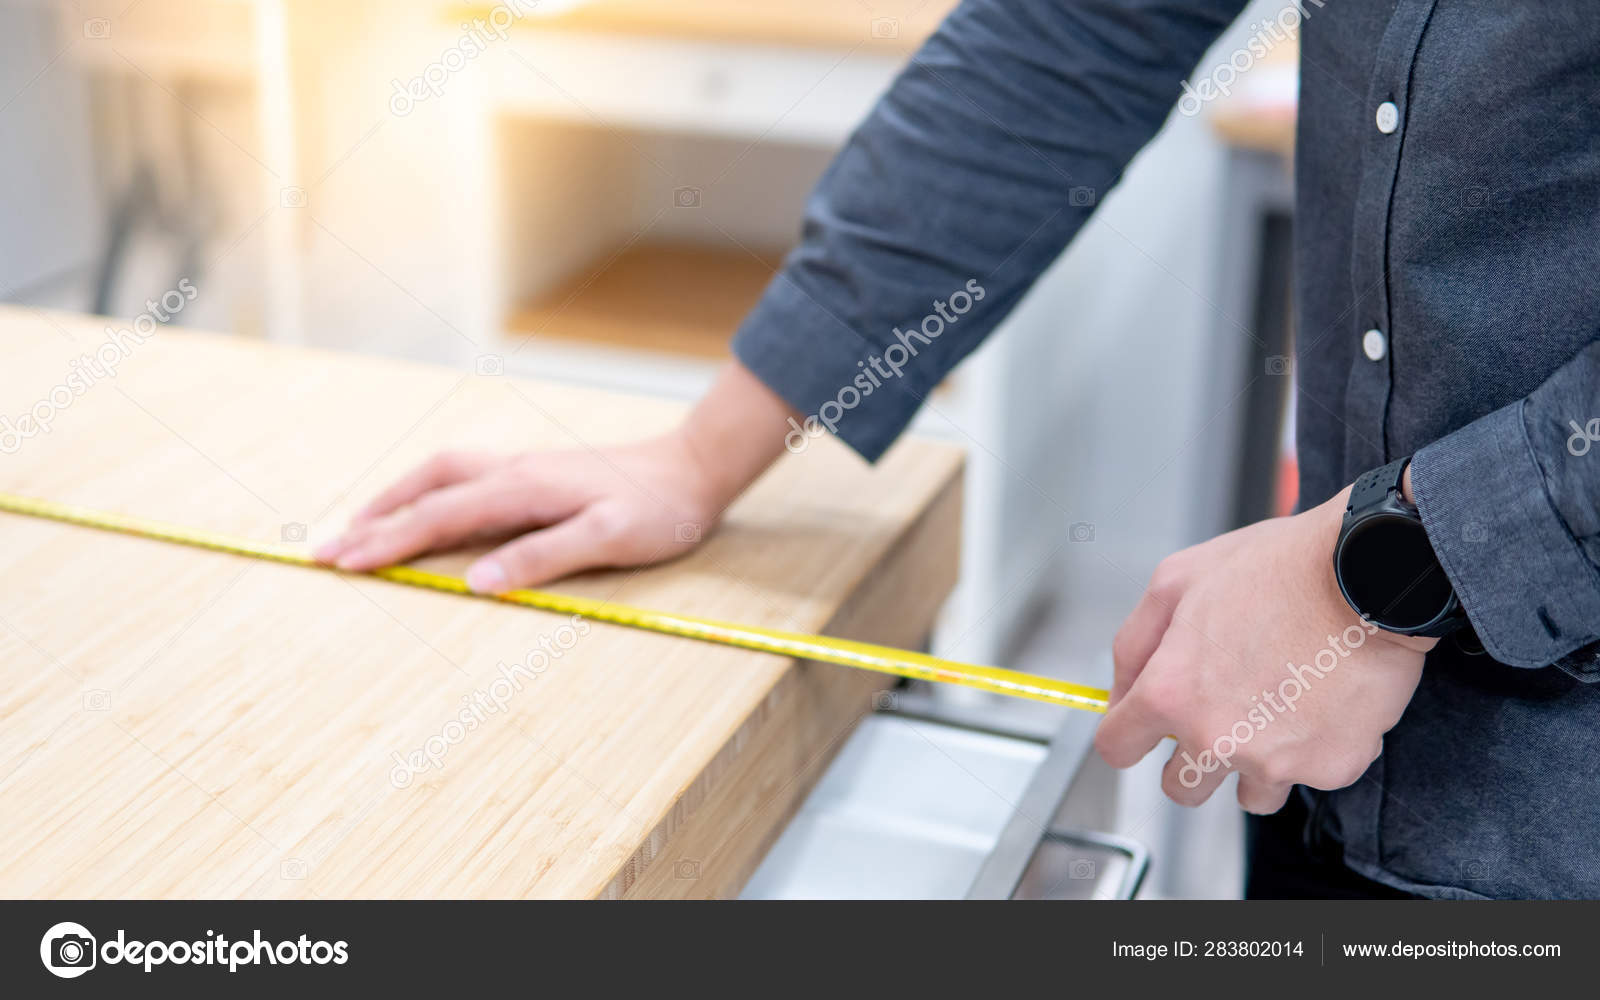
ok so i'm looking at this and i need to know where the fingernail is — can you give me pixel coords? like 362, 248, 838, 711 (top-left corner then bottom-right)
336, 550, 369, 571
466, 560, 507, 594
314, 538, 344, 562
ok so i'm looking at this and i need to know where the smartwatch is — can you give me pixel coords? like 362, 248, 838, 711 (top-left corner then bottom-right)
1332, 457, 1468, 637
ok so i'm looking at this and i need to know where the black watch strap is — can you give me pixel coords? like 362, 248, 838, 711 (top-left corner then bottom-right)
1347, 457, 1410, 513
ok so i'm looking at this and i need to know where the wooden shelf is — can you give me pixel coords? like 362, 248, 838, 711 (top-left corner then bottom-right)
1207, 39, 1298, 159
1209, 107, 1296, 159
508, 242, 785, 359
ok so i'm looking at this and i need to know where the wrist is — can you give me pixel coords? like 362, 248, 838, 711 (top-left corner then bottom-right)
673, 360, 797, 512
667, 424, 746, 517
1328, 472, 1442, 652
1313, 485, 1356, 607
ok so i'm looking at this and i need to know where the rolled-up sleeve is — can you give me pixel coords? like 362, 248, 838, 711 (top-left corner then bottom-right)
731, 0, 1247, 460
1412, 340, 1600, 673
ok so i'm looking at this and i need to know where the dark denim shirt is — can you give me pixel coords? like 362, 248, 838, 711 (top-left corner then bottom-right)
732, 0, 1600, 899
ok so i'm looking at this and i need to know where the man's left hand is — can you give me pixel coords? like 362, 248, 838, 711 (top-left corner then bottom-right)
1093, 486, 1435, 814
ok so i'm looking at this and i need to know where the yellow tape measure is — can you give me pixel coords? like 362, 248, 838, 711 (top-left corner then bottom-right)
0, 492, 1109, 713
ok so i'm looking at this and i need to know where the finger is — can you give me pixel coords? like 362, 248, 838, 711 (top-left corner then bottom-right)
1110, 587, 1177, 707
316, 453, 495, 563
1237, 775, 1294, 815
1161, 743, 1231, 807
353, 452, 497, 526
335, 475, 546, 572
1094, 690, 1170, 769
465, 507, 624, 592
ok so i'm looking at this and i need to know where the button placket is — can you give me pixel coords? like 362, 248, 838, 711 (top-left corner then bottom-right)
1344, 0, 1438, 472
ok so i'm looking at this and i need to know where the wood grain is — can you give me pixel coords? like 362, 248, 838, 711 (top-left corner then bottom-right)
0, 305, 963, 898
617, 479, 961, 898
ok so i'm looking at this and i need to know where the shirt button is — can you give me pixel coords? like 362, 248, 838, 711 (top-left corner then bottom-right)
1363, 328, 1388, 361
1375, 101, 1400, 134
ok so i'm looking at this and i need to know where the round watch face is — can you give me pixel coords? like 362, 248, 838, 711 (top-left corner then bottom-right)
1335, 512, 1455, 631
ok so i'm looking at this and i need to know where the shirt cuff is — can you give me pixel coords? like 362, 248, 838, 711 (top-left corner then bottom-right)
730, 273, 928, 463
1411, 399, 1600, 668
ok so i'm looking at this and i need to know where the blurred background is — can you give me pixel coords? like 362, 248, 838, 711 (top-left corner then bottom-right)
3, 0, 1302, 898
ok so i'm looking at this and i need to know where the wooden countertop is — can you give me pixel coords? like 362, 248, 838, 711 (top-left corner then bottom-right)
0, 306, 963, 898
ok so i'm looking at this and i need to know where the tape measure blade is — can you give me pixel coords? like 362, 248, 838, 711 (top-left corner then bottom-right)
0, 491, 1110, 712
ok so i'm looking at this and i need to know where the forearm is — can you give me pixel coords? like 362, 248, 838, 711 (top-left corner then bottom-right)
672, 360, 799, 512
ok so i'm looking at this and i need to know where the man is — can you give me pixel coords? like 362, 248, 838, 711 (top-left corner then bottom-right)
316, 1, 1600, 899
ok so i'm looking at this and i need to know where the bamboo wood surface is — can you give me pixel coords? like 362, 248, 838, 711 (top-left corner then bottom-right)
0, 305, 963, 898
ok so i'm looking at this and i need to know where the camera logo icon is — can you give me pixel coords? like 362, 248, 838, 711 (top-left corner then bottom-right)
40, 921, 97, 978
870, 17, 900, 39
280, 186, 307, 208
475, 354, 505, 376
673, 186, 701, 208
1264, 354, 1290, 376
281, 521, 308, 543
1068, 521, 1095, 543
83, 18, 111, 39
1068, 186, 1096, 207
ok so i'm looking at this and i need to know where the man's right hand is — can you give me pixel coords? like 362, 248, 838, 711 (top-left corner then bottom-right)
315, 436, 727, 592
313, 361, 799, 592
